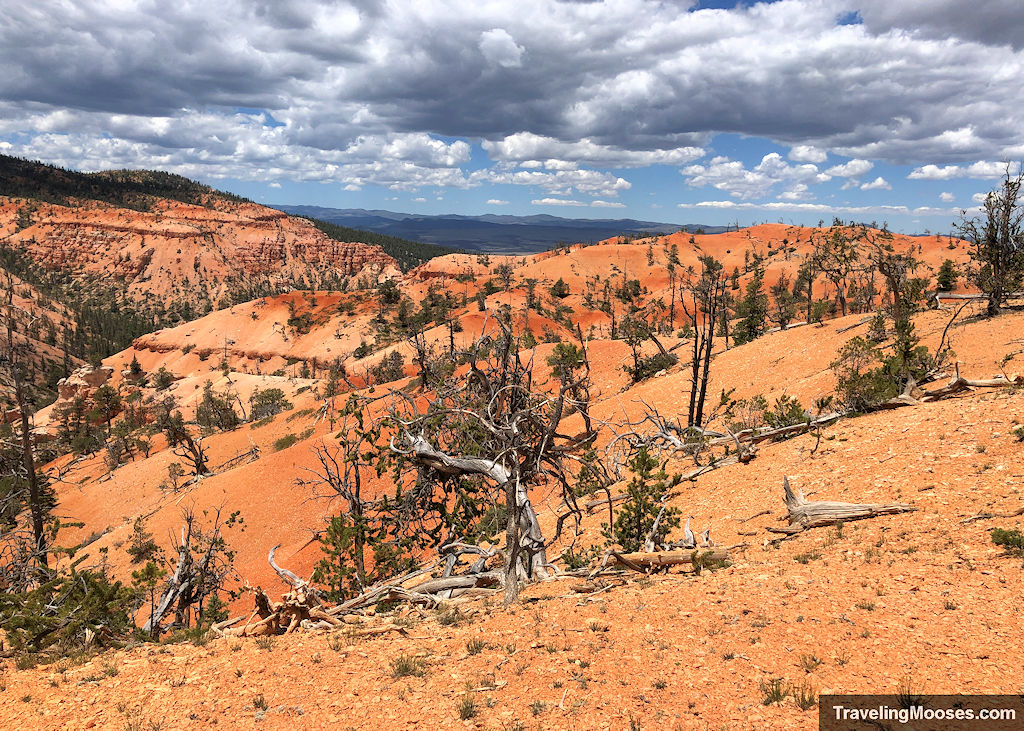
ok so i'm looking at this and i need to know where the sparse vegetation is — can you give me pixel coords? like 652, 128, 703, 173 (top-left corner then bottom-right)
457, 694, 478, 720
991, 527, 1024, 556
390, 654, 425, 678
759, 677, 788, 705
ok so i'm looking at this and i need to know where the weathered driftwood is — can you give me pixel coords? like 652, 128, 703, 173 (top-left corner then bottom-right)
268, 544, 314, 592
934, 291, 1024, 308
961, 507, 1024, 524
223, 584, 330, 637
610, 548, 730, 569
781, 476, 917, 532
586, 547, 731, 578
741, 413, 843, 445
403, 572, 500, 596
920, 369, 1022, 401
582, 416, 847, 515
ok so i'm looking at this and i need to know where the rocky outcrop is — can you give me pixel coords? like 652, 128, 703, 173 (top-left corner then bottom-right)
0, 198, 397, 298
55, 364, 113, 404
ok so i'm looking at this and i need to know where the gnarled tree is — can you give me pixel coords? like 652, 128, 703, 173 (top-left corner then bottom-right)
387, 316, 597, 604
956, 165, 1024, 317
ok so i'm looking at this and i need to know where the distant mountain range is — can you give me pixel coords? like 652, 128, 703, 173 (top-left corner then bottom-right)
274, 205, 729, 254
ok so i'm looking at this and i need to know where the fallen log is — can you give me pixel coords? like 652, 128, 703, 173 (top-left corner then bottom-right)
920, 367, 1022, 401
836, 315, 874, 334
608, 548, 731, 569
404, 572, 500, 596
782, 476, 917, 531
706, 412, 842, 449
961, 507, 1024, 524
934, 292, 1024, 308
582, 417, 846, 515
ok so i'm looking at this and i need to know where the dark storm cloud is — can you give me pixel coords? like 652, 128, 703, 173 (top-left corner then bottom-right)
1, 0, 1022, 191
855, 0, 1024, 50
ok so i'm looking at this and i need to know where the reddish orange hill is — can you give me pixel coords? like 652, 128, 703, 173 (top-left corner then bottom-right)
5, 222, 1020, 730
0, 197, 398, 309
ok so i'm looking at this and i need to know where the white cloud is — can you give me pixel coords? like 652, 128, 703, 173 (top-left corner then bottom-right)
856, 0, 1024, 50
486, 198, 510, 205
268, 182, 281, 188
860, 176, 892, 190
907, 161, 1019, 180
478, 28, 525, 68
532, 198, 586, 206
681, 153, 829, 199
826, 159, 874, 178
476, 167, 631, 197
777, 183, 811, 201
939, 191, 955, 202
412, 197, 426, 202
678, 200, 973, 217
2, 0, 1024, 197
483, 132, 703, 168
788, 145, 827, 163
591, 200, 625, 208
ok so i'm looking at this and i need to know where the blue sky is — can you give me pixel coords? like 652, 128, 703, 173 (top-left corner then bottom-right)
2, 0, 1021, 233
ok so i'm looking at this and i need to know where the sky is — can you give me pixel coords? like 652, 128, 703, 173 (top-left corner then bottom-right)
1, 0, 1022, 233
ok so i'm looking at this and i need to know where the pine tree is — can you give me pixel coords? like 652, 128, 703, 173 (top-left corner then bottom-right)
733, 268, 769, 344
769, 271, 797, 330
936, 258, 959, 292
603, 447, 681, 552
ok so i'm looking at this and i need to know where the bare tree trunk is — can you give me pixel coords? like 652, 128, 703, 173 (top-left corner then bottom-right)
4, 279, 47, 567
503, 478, 519, 605
350, 468, 367, 588
15, 373, 46, 567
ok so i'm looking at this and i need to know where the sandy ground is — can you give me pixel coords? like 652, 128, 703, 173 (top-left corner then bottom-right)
3, 224, 1021, 729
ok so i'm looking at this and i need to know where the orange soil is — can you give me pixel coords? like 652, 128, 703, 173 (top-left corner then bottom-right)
2, 226, 1020, 729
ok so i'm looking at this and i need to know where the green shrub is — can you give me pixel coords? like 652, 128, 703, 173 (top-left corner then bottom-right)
0, 568, 135, 654
760, 678, 788, 705
249, 388, 292, 420
603, 446, 681, 552
830, 337, 897, 411
153, 366, 176, 390
390, 654, 425, 678
764, 393, 808, 429
991, 528, 1024, 556
274, 433, 299, 451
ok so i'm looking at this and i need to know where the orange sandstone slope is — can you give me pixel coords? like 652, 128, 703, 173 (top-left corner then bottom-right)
7, 225, 1022, 730
0, 266, 84, 410
6, 310, 1024, 730
0, 196, 398, 309
33, 221, 987, 592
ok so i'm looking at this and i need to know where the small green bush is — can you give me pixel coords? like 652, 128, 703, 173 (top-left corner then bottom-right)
274, 433, 299, 451
760, 677, 788, 705
991, 527, 1024, 556
390, 654, 425, 678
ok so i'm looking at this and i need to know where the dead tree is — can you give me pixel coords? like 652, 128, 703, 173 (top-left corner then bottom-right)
0, 271, 49, 574
388, 317, 597, 604
680, 255, 727, 428
767, 476, 917, 537
297, 396, 381, 591
173, 430, 210, 479
955, 166, 1024, 317
143, 506, 239, 636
